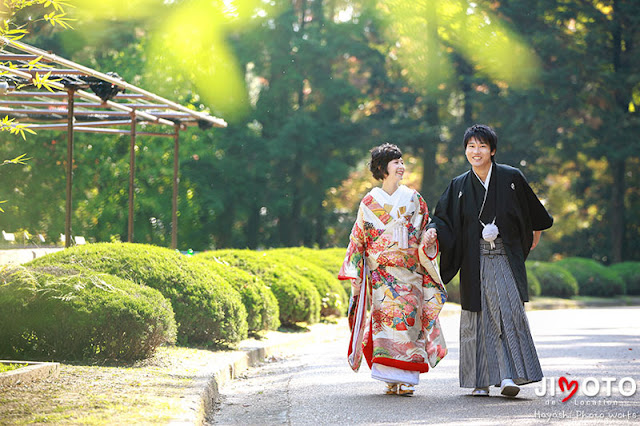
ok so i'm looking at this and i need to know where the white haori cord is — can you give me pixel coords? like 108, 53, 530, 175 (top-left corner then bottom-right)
477, 172, 499, 249
393, 219, 409, 249
480, 219, 499, 249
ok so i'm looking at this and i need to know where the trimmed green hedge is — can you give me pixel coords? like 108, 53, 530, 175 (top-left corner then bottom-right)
443, 266, 540, 305
189, 255, 280, 333
528, 261, 579, 298
609, 262, 640, 296
556, 257, 625, 297
28, 243, 248, 347
0, 265, 176, 362
445, 273, 461, 305
269, 248, 348, 317
526, 263, 542, 297
210, 249, 321, 326
274, 247, 350, 297
272, 247, 345, 275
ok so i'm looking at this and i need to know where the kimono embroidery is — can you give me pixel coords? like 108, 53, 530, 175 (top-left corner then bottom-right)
339, 185, 448, 373
362, 194, 393, 225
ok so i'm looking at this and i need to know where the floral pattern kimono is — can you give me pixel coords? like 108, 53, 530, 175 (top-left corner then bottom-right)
339, 185, 447, 375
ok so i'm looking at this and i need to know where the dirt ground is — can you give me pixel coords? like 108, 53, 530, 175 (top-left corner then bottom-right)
0, 346, 224, 425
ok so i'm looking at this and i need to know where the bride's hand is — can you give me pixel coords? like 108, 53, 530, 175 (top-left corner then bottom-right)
422, 228, 438, 248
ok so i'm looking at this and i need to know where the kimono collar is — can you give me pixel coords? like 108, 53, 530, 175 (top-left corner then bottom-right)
371, 184, 412, 203
472, 162, 493, 191
369, 185, 414, 219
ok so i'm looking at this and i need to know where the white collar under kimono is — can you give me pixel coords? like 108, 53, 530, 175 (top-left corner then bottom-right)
369, 185, 414, 248
472, 162, 493, 191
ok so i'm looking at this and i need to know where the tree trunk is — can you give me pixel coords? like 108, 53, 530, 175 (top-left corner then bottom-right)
315, 198, 325, 247
420, 1, 440, 205
246, 202, 260, 249
610, 158, 625, 263
421, 101, 439, 205
286, 0, 309, 247
609, 0, 625, 263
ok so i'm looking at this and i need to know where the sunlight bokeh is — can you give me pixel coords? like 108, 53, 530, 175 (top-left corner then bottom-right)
148, 0, 249, 118
380, 0, 541, 93
72, 0, 270, 119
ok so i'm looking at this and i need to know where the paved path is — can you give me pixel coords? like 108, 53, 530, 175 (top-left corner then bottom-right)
210, 307, 640, 425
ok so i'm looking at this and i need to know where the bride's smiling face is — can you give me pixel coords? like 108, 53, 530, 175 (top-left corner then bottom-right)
384, 158, 405, 182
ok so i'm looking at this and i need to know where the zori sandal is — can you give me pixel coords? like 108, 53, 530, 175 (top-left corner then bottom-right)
385, 383, 415, 396
396, 384, 415, 396
385, 383, 398, 395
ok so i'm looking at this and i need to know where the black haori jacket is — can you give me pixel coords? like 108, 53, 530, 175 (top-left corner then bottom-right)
430, 163, 553, 312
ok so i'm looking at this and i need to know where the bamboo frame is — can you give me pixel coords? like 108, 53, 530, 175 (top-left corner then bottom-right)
0, 38, 228, 249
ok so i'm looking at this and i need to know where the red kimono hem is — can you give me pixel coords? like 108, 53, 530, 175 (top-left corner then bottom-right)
369, 356, 430, 373
338, 273, 357, 281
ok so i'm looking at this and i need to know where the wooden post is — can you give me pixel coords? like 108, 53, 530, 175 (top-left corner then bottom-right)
171, 126, 179, 249
64, 89, 75, 248
128, 111, 136, 243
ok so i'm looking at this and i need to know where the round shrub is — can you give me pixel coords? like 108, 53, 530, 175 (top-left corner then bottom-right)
0, 265, 176, 362
268, 250, 348, 317
444, 273, 461, 305
609, 262, 640, 295
527, 261, 579, 298
273, 247, 345, 275
556, 257, 625, 297
211, 249, 321, 326
190, 255, 280, 333
28, 243, 248, 347
274, 247, 350, 298
525, 263, 542, 297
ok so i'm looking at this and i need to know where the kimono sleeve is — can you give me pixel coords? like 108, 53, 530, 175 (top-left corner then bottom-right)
430, 179, 464, 285
416, 191, 438, 260
338, 202, 366, 294
517, 170, 553, 231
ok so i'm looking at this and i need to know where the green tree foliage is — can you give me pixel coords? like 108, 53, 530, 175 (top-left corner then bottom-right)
477, 0, 640, 263
1, 0, 639, 264
0, 1, 73, 221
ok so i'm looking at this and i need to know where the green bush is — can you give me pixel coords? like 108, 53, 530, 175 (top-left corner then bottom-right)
443, 266, 539, 305
211, 249, 321, 326
528, 261, 579, 298
272, 247, 345, 275
526, 263, 542, 297
274, 247, 350, 297
609, 262, 640, 295
556, 257, 625, 297
270, 248, 348, 317
0, 265, 176, 362
444, 273, 461, 305
28, 243, 248, 347
189, 255, 280, 333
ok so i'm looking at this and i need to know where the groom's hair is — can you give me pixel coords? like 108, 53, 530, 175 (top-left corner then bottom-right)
369, 143, 402, 181
463, 124, 498, 154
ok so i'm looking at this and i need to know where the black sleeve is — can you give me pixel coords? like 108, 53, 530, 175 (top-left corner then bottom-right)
431, 180, 463, 284
518, 170, 553, 231
431, 181, 457, 253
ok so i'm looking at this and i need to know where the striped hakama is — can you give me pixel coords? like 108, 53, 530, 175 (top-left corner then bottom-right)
459, 238, 543, 388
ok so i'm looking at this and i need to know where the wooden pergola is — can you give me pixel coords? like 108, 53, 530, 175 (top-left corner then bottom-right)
0, 37, 227, 249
